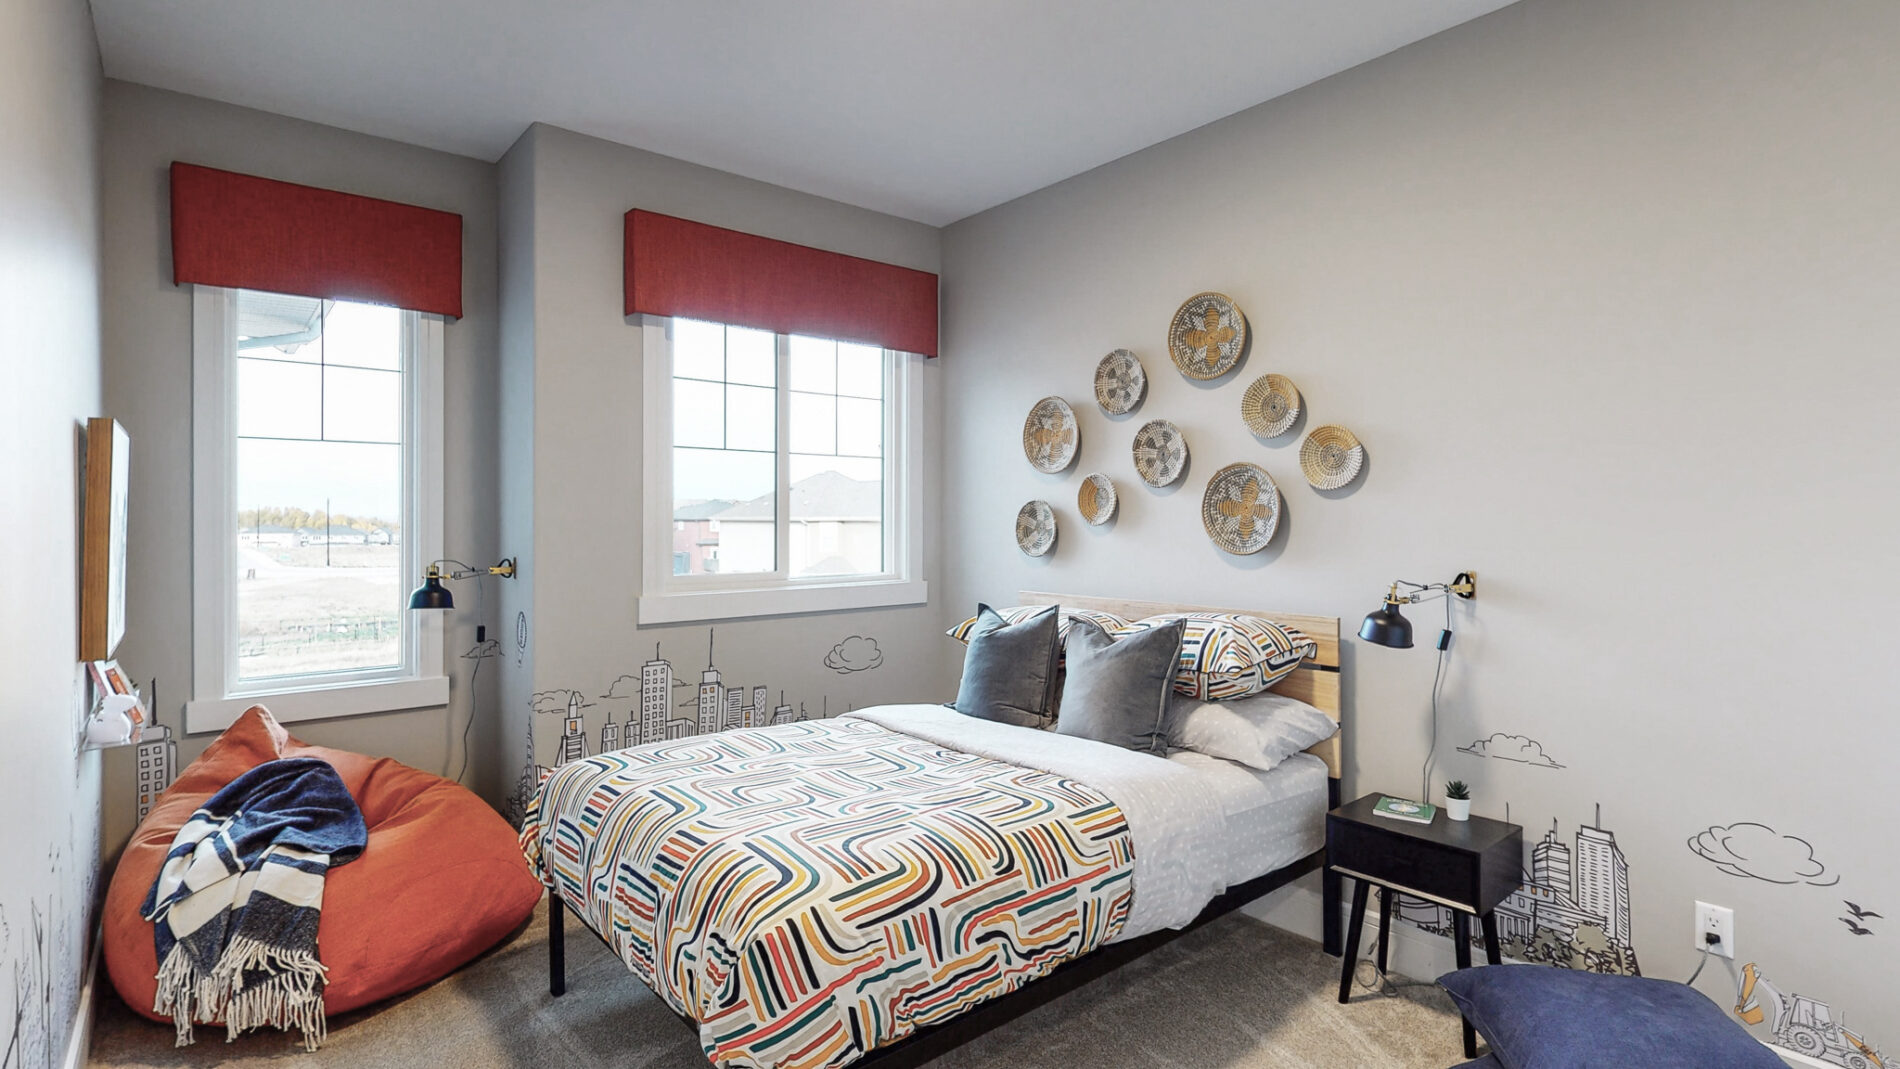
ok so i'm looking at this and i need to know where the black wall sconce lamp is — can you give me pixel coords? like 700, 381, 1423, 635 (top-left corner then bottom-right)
1358, 571, 1476, 803
408, 558, 518, 611
1359, 571, 1477, 651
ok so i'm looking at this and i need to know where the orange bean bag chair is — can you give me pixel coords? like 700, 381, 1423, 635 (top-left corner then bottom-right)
104, 706, 542, 1022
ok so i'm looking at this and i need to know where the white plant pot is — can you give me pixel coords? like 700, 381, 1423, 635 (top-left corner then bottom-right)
1446, 799, 1472, 821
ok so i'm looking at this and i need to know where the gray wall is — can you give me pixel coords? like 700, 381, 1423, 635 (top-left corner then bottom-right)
98, 82, 505, 853
0, 0, 105, 1064
940, 0, 1899, 1037
496, 124, 953, 803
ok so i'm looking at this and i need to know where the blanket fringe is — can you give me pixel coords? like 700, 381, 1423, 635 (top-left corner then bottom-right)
154, 936, 332, 1051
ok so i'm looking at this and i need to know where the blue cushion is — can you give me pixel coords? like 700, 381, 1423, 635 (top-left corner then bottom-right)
1438, 966, 1783, 1069
1449, 1058, 1504, 1069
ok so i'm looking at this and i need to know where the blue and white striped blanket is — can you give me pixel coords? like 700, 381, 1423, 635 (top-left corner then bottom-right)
141, 757, 367, 1050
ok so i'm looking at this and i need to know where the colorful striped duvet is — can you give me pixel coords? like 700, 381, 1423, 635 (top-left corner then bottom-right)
519, 717, 1135, 1069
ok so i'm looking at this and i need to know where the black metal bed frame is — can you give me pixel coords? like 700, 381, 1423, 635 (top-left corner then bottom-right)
547, 777, 1343, 1069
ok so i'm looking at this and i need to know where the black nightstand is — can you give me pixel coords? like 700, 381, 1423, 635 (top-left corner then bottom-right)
1327, 794, 1522, 1059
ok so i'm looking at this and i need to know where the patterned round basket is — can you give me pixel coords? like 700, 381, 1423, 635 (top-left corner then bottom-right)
1131, 419, 1189, 487
1167, 293, 1248, 381
1093, 350, 1146, 415
1241, 373, 1301, 438
1015, 500, 1057, 556
1021, 397, 1079, 473
1078, 473, 1118, 526
1200, 462, 1281, 554
1299, 424, 1365, 490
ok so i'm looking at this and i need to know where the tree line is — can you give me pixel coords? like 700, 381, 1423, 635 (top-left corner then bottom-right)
238, 505, 399, 534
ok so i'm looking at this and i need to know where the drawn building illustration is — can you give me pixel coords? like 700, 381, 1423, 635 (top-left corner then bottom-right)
640, 644, 671, 745
504, 718, 546, 829
772, 692, 794, 725
1398, 804, 1639, 975
694, 632, 723, 735
556, 692, 589, 766
601, 719, 619, 752
723, 686, 743, 731
134, 724, 177, 823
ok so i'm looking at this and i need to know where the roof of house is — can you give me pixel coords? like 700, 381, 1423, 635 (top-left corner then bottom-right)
674, 498, 738, 521
718, 471, 880, 521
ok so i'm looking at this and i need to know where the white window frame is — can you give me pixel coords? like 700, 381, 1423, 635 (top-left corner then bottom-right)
187, 286, 448, 733
638, 316, 926, 624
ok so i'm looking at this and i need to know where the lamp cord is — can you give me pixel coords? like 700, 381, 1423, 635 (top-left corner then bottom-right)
453, 574, 487, 785
1420, 593, 1452, 802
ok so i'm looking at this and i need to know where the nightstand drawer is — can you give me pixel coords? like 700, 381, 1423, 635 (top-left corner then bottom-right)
1328, 819, 1476, 910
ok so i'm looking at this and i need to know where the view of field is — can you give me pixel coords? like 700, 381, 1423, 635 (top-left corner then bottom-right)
236, 541, 402, 679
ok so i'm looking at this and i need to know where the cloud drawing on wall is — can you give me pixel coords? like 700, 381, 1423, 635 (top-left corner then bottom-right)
1457, 733, 1566, 769
531, 689, 592, 716
462, 639, 502, 660
601, 675, 642, 700
1688, 823, 1839, 886
824, 636, 884, 673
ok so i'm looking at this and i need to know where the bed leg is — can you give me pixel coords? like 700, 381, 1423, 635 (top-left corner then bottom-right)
548, 888, 567, 997
1322, 866, 1343, 957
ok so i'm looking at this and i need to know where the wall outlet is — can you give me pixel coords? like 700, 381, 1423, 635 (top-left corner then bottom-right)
1695, 901, 1735, 958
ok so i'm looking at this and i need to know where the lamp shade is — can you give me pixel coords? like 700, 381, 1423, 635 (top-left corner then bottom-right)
408, 572, 454, 610
1358, 601, 1413, 648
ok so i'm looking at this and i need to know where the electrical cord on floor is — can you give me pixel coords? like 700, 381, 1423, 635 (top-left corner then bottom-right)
1351, 889, 1441, 998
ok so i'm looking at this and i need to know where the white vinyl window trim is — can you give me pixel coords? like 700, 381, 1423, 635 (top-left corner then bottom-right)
638, 316, 927, 625
186, 286, 448, 733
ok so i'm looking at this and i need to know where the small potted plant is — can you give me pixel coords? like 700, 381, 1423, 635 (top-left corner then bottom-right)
1444, 780, 1472, 822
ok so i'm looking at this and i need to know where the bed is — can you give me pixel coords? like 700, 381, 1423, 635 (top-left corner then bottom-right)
522, 592, 1344, 1069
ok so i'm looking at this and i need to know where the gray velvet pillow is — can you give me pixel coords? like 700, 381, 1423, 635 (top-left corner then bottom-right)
1055, 618, 1186, 754
953, 603, 1061, 727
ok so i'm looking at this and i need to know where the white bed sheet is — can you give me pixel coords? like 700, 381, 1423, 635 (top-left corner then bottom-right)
1165, 749, 1330, 890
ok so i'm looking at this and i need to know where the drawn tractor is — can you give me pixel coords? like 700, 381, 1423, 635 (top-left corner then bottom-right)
1736, 963, 1884, 1069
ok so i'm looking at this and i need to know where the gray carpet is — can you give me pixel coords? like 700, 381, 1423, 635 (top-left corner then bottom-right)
90, 901, 1470, 1069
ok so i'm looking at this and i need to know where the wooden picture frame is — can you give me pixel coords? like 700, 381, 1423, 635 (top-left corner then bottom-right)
81, 417, 130, 661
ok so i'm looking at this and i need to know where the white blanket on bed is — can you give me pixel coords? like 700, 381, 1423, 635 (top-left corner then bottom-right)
843, 704, 1229, 940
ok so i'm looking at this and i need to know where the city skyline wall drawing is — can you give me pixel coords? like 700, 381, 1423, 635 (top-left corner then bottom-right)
505, 627, 879, 827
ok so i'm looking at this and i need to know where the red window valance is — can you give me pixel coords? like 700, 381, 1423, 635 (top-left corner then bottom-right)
170, 162, 463, 318
624, 210, 938, 356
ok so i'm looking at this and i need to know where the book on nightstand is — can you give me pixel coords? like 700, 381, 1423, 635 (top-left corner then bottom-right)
1371, 796, 1436, 824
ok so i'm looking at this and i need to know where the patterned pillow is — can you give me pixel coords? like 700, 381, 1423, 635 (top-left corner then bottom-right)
946, 606, 1131, 645
1118, 613, 1317, 700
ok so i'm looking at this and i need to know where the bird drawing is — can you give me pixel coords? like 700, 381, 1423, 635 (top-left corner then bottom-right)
1844, 901, 1883, 920
1839, 917, 1875, 936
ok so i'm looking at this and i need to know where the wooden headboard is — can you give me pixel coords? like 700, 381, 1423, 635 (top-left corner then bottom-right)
1019, 591, 1342, 779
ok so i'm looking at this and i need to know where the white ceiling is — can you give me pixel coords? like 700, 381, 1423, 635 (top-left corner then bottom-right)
90, 1, 1515, 226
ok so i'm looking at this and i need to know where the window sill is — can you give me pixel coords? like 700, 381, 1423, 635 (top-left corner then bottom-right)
184, 675, 451, 735
638, 578, 928, 626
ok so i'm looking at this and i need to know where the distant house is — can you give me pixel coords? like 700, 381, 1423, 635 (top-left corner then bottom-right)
673, 499, 735, 574
239, 524, 299, 547
717, 472, 881, 576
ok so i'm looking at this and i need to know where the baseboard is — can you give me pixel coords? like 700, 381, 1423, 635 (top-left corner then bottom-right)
1239, 881, 1813, 1069
1766, 1044, 1837, 1068
62, 930, 102, 1069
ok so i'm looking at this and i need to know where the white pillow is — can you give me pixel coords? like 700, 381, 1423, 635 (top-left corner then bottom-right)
1169, 691, 1337, 772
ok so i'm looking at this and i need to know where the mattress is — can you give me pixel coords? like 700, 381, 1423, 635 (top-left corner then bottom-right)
1164, 750, 1330, 890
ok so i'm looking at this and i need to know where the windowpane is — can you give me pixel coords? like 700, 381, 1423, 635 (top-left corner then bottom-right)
837, 397, 882, 458
320, 302, 401, 370
237, 358, 322, 439
232, 290, 410, 683
789, 454, 882, 577
788, 335, 836, 393
726, 326, 776, 386
234, 440, 404, 680
673, 318, 726, 381
726, 385, 775, 452
837, 343, 883, 399
673, 379, 725, 448
789, 392, 836, 455
674, 447, 773, 575
323, 367, 402, 443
